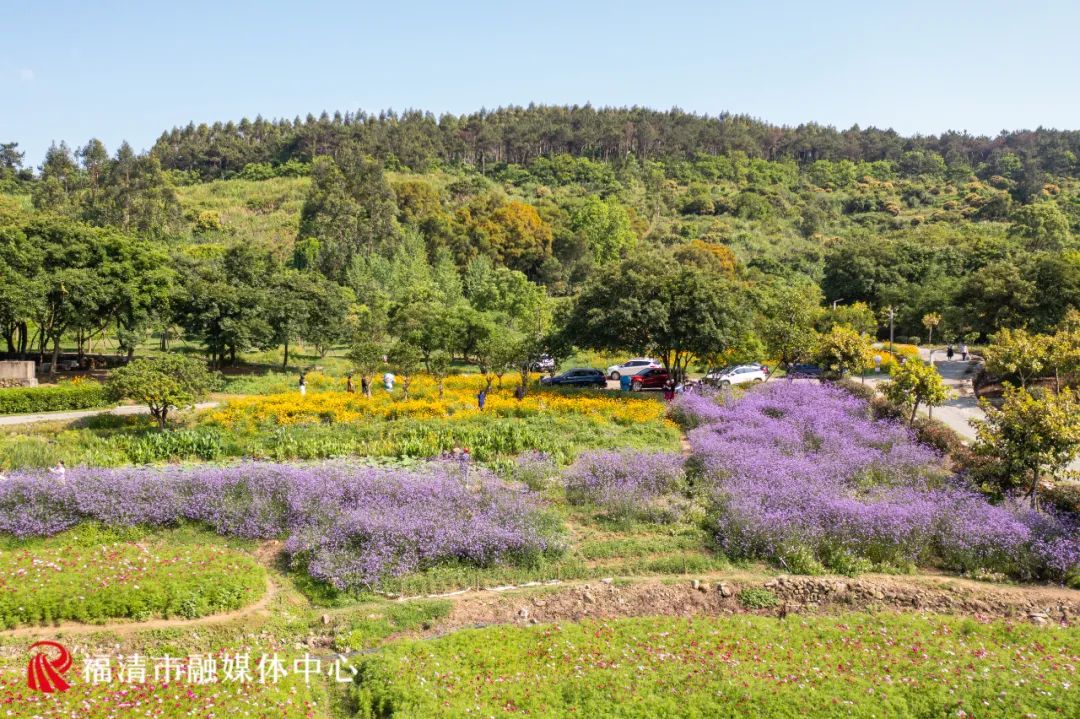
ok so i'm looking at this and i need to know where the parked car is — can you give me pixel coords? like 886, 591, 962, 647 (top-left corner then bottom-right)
605, 357, 661, 381
787, 363, 823, 379
539, 368, 607, 388
704, 364, 768, 387
629, 367, 670, 391
530, 354, 556, 372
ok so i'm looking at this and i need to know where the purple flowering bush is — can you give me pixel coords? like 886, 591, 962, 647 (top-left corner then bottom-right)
564, 450, 690, 522
0, 462, 560, 590
683, 382, 1080, 582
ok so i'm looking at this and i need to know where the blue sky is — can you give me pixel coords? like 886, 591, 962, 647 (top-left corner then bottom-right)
3, 0, 1078, 165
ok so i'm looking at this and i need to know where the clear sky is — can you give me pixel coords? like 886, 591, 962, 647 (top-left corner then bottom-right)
3, 0, 1079, 165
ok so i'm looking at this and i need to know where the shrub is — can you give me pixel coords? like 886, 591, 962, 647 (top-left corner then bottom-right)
0, 382, 109, 415
737, 586, 779, 609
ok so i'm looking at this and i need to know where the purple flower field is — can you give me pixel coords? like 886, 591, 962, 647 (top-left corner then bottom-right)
0, 462, 558, 590
564, 450, 687, 521
682, 382, 1079, 581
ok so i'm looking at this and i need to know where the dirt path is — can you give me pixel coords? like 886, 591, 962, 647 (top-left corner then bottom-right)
1, 569, 276, 639
0, 401, 220, 427
405, 571, 1080, 638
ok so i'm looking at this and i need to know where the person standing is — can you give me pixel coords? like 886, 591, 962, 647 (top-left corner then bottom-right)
960, 343, 969, 361
346, 373, 355, 393
946, 345, 954, 361
477, 388, 487, 411
383, 371, 395, 392
663, 378, 676, 402
49, 460, 66, 483
361, 376, 370, 396
514, 384, 525, 401
298, 373, 307, 397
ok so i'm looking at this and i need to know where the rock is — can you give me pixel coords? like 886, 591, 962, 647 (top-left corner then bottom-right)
533, 599, 546, 607
718, 583, 734, 598
1028, 612, 1049, 624
691, 580, 701, 590
600, 577, 614, 584
697, 582, 709, 593
321, 614, 331, 626
583, 592, 596, 605
517, 607, 530, 620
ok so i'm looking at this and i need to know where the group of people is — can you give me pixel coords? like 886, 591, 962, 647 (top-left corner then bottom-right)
945, 343, 970, 361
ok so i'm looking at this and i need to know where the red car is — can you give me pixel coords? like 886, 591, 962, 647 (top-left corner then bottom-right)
630, 367, 670, 391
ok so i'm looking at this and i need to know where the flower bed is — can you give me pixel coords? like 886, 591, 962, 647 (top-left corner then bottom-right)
683, 382, 1080, 581
0, 462, 561, 591
210, 379, 668, 429
0, 535, 265, 628
564, 450, 688, 522
349, 614, 1080, 719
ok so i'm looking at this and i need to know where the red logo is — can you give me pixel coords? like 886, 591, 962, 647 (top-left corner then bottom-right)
27, 641, 73, 693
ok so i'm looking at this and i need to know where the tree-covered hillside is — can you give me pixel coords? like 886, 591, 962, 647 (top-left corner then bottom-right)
1, 105, 1078, 369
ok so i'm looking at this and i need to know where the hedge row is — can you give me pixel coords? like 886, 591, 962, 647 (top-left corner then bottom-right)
0, 383, 110, 415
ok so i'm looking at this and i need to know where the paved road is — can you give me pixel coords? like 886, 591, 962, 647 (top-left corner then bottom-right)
864, 348, 981, 440
0, 402, 219, 427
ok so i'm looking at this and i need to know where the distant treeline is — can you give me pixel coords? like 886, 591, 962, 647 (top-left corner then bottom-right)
148, 105, 1080, 180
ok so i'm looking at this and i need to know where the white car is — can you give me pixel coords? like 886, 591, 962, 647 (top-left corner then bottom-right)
606, 358, 661, 381
704, 364, 769, 386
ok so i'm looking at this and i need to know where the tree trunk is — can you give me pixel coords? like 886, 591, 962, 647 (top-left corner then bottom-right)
18, 323, 28, 358
909, 400, 920, 425
1029, 467, 1040, 510
282, 338, 290, 369
4, 326, 14, 355
50, 334, 60, 378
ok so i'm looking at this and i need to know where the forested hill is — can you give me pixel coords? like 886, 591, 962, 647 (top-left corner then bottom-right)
1, 104, 1078, 367
148, 105, 1080, 182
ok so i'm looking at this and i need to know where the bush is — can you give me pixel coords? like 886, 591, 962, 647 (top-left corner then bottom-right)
0, 382, 110, 415
737, 586, 779, 609
911, 416, 966, 456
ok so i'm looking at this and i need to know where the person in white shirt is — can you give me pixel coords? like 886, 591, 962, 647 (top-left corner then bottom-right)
383, 372, 395, 392
49, 460, 66, 482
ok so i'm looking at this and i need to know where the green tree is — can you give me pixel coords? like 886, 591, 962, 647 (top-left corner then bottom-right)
1008, 202, 1071, 252
347, 338, 385, 398
298, 152, 400, 281
882, 358, 949, 423
815, 325, 873, 379
107, 355, 218, 429
428, 349, 452, 399
570, 196, 637, 264
759, 281, 823, 374
973, 385, 1080, 509
1048, 309, 1080, 392
564, 253, 750, 382
984, 327, 1050, 389
388, 340, 423, 399
921, 312, 942, 345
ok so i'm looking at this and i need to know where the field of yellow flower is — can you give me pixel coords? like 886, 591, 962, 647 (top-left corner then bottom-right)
210, 374, 668, 430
